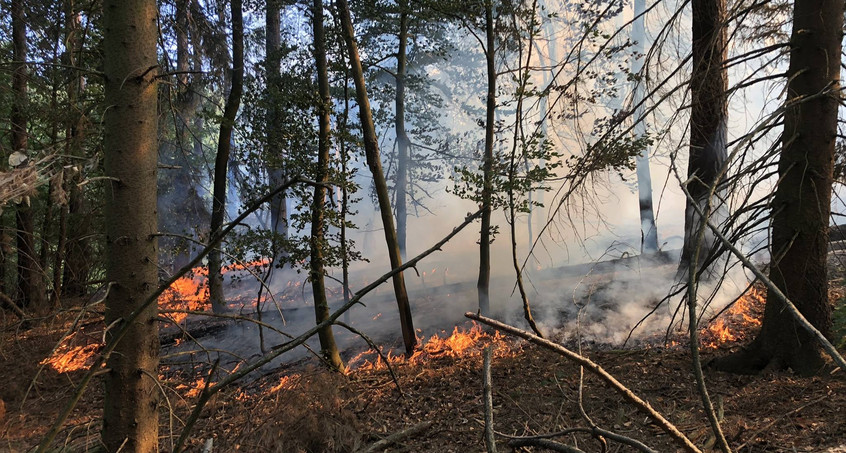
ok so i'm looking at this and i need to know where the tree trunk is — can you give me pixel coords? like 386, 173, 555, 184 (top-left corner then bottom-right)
395, 0, 410, 261
631, 0, 659, 254
61, 1, 92, 298
680, 0, 728, 275
478, 1, 496, 316
712, 0, 841, 376
309, 0, 344, 371
336, 0, 417, 354
101, 0, 160, 450
266, 0, 289, 267
208, 0, 244, 314
12, 0, 46, 310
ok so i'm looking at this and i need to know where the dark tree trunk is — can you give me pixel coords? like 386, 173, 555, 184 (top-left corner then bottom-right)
61, 1, 92, 298
309, 0, 344, 371
395, 0, 409, 261
266, 0, 289, 267
208, 0, 244, 314
53, 0, 84, 305
713, 0, 841, 376
477, 1, 496, 316
680, 0, 728, 276
337, 0, 417, 354
101, 0, 160, 449
12, 0, 46, 310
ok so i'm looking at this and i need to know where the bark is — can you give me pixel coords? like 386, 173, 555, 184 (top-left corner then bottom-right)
101, 0, 160, 450
336, 0, 417, 354
52, 0, 84, 305
61, 1, 92, 298
395, 0, 410, 260
309, 0, 344, 372
478, 1, 496, 316
632, 0, 659, 254
267, 0, 289, 266
680, 0, 728, 274
712, 0, 842, 376
208, 0, 244, 314
12, 0, 46, 310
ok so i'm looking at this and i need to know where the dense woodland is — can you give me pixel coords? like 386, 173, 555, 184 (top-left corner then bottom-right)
1, 0, 846, 451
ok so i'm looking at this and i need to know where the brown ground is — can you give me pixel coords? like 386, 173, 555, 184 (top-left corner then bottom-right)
1, 286, 845, 453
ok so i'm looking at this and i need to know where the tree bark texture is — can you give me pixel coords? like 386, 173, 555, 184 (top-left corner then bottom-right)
714, 0, 842, 375
336, 0, 417, 354
681, 0, 728, 273
101, 0, 160, 450
12, 0, 46, 310
208, 0, 244, 313
477, 1, 496, 316
310, 0, 344, 371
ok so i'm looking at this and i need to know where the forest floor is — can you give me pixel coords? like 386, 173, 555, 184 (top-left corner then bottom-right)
2, 261, 846, 452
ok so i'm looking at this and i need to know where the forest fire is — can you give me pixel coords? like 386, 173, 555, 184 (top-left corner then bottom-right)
40, 342, 101, 373
701, 285, 765, 349
158, 259, 272, 323
349, 321, 512, 370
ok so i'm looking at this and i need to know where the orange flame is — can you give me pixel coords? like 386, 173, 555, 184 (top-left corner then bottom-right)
701, 285, 764, 349
159, 259, 272, 323
40, 343, 101, 373
350, 321, 510, 370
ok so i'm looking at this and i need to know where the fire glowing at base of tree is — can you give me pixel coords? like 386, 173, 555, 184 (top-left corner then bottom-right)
700, 284, 765, 349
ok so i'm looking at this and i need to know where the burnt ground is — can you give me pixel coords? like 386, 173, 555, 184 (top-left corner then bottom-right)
2, 260, 846, 452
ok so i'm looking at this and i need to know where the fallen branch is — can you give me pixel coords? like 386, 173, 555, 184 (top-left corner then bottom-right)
0, 292, 26, 319
499, 425, 658, 453
465, 312, 702, 453
483, 346, 497, 453
358, 421, 433, 453
507, 438, 586, 452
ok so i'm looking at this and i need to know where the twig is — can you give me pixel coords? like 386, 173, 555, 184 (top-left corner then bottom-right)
498, 425, 658, 453
483, 346, 497, 453
682, 177, 732, 453
734, 395, 827, 451
465, 312, 703, 453
507, 438, 586, 452
358, 421, 433, 453
335, 321, 402, 393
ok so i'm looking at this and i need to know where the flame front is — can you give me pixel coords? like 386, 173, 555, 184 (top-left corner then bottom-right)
701, 285, 765, 349
40, 342, 101, 373
350, 321, 510, 370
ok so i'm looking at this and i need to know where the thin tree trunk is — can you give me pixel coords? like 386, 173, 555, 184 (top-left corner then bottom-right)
713, 0, 841, 376
395, 0, 410, 261
632, 0, 659, 254
680, 0, 728, 275
266, 0, 289, 267
478, 1, 496, 316
208, 0, 244, 314
61, 2, 91, 298
12, 0, 46, 310
336, 0, 417, 354
101, 0, 160, 449
309, 0, 344, 371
